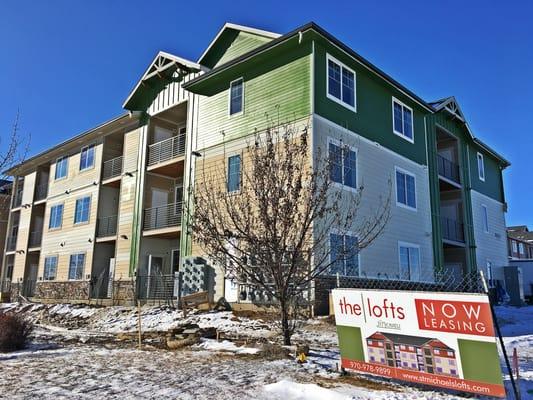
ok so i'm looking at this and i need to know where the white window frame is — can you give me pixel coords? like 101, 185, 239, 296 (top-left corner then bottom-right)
48, 203, 64, 230
394, 166, 417, 211
55, 156, 69, 180
328, 137, 358, 192
329, 230, 360, 277
392, 97, 414, 143
227, 153, 242, 193
74, 195, 92, 225
79, 143, 96, 171
228, 77, 244, 117
326, 53, 357, 112
511, 240, 518, 253
477, 152, 485, 182
518, 242, 525, 255
43, 255, 58, 281
68, 252, 86, 281
398, 241, 421, 281
481, 204, 489, 233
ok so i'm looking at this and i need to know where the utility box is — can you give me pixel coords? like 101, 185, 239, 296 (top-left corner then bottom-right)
181, 257, 209, 297
503, 266, 525, 306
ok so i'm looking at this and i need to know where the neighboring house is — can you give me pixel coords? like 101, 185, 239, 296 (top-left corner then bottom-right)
507, 226, 533, 302
0, 22, 510, 305
507, 226, 533, 260
366, 332, 458, 377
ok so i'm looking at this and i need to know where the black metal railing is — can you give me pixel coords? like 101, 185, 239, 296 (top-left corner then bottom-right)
437, 154, 460, 184
6, 236, 17, 251
90, 270, 113, 299
143, 202, 182, 231
96, 215, 118, 237
21, 279, 36, 298
0, 279, 11, 293
34, 183, 48, 201
103, 156, 123, 180
28, 231, 42, 248
12, 190, 23, 208
441, 216, 465, 243
135, 274, 178, 300
147, 134, 186, 166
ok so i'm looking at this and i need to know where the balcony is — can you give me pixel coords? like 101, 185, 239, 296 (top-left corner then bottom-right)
143, 202, 182, 236
28, 231, 42, 249
441, 216, 465, 243
437, 154, 460, 184
96, 215, 118, 238
34, 183, 48, 202
147, 134, 186, 173
103, 156, 123, 182
6, 236, 17, 252
12, 191, 23, 208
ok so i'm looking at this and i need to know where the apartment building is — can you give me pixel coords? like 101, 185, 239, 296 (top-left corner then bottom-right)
0, 22, 510, 304
507, 226, 533, 259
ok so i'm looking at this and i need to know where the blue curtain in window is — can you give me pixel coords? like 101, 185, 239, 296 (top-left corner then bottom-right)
343, 148, 357, 188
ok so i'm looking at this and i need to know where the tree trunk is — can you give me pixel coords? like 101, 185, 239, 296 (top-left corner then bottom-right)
280, 298, 291, 346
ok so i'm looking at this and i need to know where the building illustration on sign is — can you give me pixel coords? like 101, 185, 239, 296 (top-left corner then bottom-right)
366, 332, 458, 377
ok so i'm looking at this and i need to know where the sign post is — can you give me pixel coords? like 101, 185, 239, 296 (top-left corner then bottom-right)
333, 289, 506, 398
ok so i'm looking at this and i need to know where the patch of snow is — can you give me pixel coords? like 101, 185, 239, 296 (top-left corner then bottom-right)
264, 380, 357, 400
195, 338, 260, 354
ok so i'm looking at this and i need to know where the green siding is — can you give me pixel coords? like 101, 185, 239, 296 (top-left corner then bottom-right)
468, 145, 505, 203
313, 35, 427, 165
458, 339, 503, 384
337, 325, 365, 361
215, 32, 272, 67
196, 41, 312, 146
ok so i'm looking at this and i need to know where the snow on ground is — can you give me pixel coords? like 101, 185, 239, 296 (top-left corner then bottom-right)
0, 302, 532, 399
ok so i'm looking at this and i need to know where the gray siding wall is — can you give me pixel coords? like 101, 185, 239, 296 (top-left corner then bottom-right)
470, 190, 508, 282
313, 115, 434, 281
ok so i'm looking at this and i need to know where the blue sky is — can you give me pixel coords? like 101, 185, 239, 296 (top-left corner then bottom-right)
1, 0, 532, 226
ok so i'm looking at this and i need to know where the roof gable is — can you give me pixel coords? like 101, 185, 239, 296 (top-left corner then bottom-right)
123, 51, 201, 112
198, 23, 279, 69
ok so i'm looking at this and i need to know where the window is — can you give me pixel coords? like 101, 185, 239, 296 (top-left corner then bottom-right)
512, 240, 518, 253
329, 140, 357, 189
43, 256, 58, 281
227, 155, 241, 192
481, 205, 489, 233
55, 156, 68, 180
518, 242, 525, 255
477, 152, 485, 181
392, 98, 414, 142
79, 144, 95, 171
74, 196, 91, 224
399, 242, 420, 281
327, 54, 356, 111
329, 233, 359, 276
68, 253, 85, 280
396, 168, 416, 209
49, 204, 64, 229
229, 78, 243, 115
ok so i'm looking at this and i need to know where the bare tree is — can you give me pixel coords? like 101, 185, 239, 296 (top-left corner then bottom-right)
191, 121, 390, 345
0, 112, 30, 210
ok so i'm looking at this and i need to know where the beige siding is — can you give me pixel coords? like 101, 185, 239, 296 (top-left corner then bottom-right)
148, 71, 202, 116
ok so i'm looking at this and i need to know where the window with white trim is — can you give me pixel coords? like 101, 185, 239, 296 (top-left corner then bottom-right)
329, 140, 357, 189
327, 54, 356, 111
512, 240, 518, 253
80, 144, 95, 171
395, 168, 416, 209
329, 232, 359, 276
477, 152, 485, 181
49, 204, 64, 229
227, 155, 241, 192
392, 98, 414, 142
399, 243, 420, 281
74, 196, 91, 224
518, 242, 525, 255
44, 256, 58, 281
68, 253, 85, 280
55, 156, 68, 180
481, 205, 489, 233
229, 78, 243, 115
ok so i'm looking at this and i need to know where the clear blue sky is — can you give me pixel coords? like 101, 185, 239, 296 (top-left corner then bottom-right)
1, 0, 531, 226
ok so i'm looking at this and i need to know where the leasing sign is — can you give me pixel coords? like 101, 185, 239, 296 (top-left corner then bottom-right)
332, 289, 505, 398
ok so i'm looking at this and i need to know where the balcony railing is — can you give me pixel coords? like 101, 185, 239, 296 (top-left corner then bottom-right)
437, 154, 460, 184
103, 156, 123, 180
6, 236, 17, 251
147, 134, 186, 167
12, 191, 23, 208
34, 183, 48, 201
28, 231, 42, 248
143, 202, 182, 231
441, 216, 465, 243
96, 215, 118, 237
